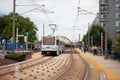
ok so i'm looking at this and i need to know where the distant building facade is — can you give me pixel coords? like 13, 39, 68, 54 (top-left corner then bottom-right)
91, 13, 100, 25
99, 0, 120, 42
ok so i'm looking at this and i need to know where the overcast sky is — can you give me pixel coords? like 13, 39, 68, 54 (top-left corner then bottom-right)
0, 0, 99, 41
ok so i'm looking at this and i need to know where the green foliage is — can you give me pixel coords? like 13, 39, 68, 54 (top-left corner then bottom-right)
108, 38, 112, 50
0, 13, 38, 42
112, 34, 120, 51
5, 53, 26, 61
82, 24, 113, 49
82, 24, 105, 46
90, 24, 105, 46
82, 35, 88, 46
0, 14, 12, 38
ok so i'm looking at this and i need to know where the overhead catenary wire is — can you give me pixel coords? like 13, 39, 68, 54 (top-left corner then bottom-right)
20, 5, 45, 15
78, 7, 97, 16
29, 0, 54, 23
15, 0, 45, 15
31, 0, 54, 25
74, 0, 81, 27
16, 5, 37, 6
29, 0, 56, 35
77, 0, 115, 18
72, 0, 81, 41
78, 0, 80, 7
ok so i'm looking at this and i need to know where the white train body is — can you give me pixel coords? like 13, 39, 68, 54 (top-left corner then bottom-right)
41, 36, 64, 56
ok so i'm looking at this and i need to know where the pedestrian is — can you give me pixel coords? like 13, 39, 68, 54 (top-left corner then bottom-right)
84, 46, 87, 53
93, 46, 97, 55
2, 38, 6, 54
97, 46, 101, 56
81, 46, 84, 52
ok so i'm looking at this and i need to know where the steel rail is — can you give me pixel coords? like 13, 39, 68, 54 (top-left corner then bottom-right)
54, 50, 73, 80
0, 56, 53, 76
0, 56, 44, 69
76, 51, 89, 80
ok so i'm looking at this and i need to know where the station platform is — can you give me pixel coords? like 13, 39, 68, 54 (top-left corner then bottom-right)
32, 52, 42, 59
76, 48, 120, 80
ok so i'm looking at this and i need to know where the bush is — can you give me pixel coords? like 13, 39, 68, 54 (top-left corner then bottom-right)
112, 34, 120, 52
5, 53, 26, 61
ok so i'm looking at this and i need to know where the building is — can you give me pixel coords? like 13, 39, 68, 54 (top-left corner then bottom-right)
91, 13, 100, 25
99, 0, 120, 42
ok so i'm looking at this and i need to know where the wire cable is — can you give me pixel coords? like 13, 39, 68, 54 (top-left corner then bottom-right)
29, 0, 54, 23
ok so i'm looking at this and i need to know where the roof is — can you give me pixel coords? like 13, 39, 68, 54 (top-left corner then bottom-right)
59, 36, 72, 45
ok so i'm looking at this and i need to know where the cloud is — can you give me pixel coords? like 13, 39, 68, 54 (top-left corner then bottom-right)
0, 0, 99, 41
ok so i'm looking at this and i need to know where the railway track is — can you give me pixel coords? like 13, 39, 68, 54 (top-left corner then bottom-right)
0, 53, 71, 80
55, 49, 89, 80
0, 56, 53, 79
0, 48, 103, 80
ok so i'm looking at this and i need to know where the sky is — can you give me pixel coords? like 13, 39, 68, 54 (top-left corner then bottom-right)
0, 0, 99, 42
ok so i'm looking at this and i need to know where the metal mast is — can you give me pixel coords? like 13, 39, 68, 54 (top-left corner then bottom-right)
88, 23, 90, 49
104, 0, 108, 59
12, 0, 16, 52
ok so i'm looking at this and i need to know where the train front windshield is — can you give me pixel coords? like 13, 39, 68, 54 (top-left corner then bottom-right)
43, 37, 55, 45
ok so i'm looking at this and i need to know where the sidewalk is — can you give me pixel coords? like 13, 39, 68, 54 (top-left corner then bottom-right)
76, 48, 120, 80
85, 52, 120, 76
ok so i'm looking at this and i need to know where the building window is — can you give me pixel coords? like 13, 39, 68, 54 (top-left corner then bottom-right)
101, 6, 106, 12
116, 0, 120, 2
116, 21, 120, 27
115, 4, 120, 10
101, 22, 105, 27
102, 14, 106, 19
101, 0, 108, 4
106, 0, 108, 3
101, 0, 105, 4
115, 13, 120, 18
101, 14, 106, 21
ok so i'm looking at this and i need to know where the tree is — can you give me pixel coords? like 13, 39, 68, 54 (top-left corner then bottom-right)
0, 14, 11, 36
82, 24, 105, 46
82, 24, 113, 50
89, 24, 105, 46
0, 13, 38, 42
112, 33, 120, 51
82, 35, 88, 46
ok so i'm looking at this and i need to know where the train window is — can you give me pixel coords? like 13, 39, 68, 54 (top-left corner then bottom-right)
57, 40, 59, 45
43, 37, 55, 45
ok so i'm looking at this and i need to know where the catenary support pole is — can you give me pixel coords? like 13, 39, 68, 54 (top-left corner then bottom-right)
12, 0, 16, 53
104, 1, 108, 59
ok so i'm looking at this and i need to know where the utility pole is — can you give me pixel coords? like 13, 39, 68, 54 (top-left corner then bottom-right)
16, 28, 18, 50
101, 32, 103, 56
88, 23, 90, 51
13, 0, 16, 52
25, 32, 28, 50
91, 36, 93, 47
104, 0, 108, 59
79, 34, 80, 41
43, 23, 45, 36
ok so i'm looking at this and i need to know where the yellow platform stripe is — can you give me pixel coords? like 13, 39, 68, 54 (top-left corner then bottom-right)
75, 48, 120, 80
32, 53, 42, 59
